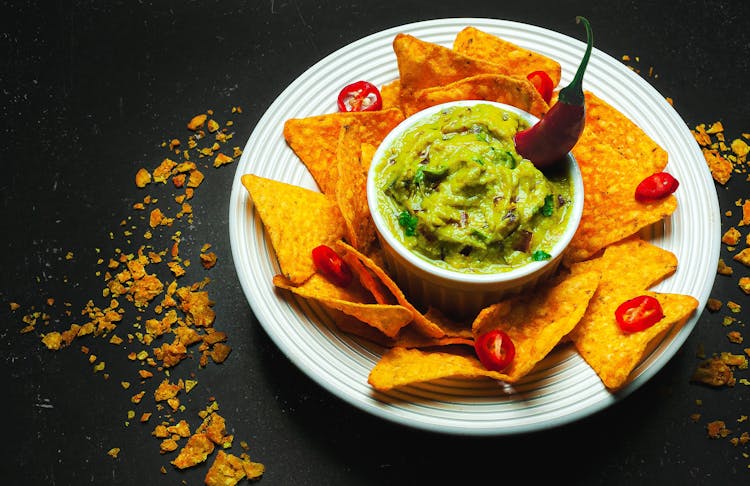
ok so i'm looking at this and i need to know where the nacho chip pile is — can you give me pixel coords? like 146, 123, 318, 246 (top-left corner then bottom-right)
242, 26, 699, 394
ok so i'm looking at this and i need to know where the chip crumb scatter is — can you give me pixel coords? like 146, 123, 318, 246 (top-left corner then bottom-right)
13, 106, 264, 481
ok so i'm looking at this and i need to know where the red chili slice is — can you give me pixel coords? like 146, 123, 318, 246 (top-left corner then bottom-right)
311, 245, 353, 287
337, 80, 383, 112
634, 172, 679, 202
474, 329, 516, 371
527, 70, 554, 104
615, 295, 664, 333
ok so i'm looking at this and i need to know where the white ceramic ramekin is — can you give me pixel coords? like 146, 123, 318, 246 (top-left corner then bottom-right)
367, 100, 584, 320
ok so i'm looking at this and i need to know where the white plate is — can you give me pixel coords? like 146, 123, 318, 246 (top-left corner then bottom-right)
228, 18, 720, 435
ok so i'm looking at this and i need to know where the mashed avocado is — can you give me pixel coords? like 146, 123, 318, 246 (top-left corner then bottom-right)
374, 104, 573, 273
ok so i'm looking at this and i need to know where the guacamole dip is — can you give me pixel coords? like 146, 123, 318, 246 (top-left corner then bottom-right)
374, 103, 574, 273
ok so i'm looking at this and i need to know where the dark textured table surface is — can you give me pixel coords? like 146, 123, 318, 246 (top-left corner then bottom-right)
2, 1, 749, 484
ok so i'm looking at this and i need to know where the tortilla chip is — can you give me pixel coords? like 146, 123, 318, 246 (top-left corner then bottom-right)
331, 308, 473, 349
342, 251, 398, 305
572, 290, 697, 391
393, 33, 509, 110
368, 346, 506, 391
393, 327, 474, 348
565, 140, 677, 264
570, 236, 678, 291
242, 174, 345, 284
335, 126, 377, 253
273, 274, 413, 338
360, 142, 377, 172
283, 108, 404, 194
581, 92, 668, 170
335, 240, 446, 338
563, 92, 678, 264
380, 79, 401, 110
403, 73, 549, 118
471, 269, 601, 382
453, 26, 562, 88
568, 238, 698, 390
423, 307, 474, 338
329, 309, 395, 347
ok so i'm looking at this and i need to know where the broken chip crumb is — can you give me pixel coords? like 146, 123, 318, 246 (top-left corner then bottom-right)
692, 356, 737, 387
187, 114, 207, 131
205, 450, 265, 485
706, 298, 722, 312
707, 420, 731, 439
200, 252, 217, 269
728, 331, 743, 344
213, 152, 234, 168
171, 433, 215, 469
717, 258, 733, 276
160, 438, 179, 454
722, 227, 741, 246
135, 168, 152, 188
734, 248, 750, 267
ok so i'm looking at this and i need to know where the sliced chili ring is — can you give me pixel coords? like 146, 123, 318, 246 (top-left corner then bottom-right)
615, 295, 664, 333
634, 172, 679, 202
337, 80, 383, 112
527, 70, 554, 104
474, 329, 515, 371
311, 245, 353, 287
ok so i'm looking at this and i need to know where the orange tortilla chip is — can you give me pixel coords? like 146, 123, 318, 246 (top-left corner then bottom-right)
283, 108, 404, 194
565, 140, 677, 264
379, 79, 401, 111
564, 92, 677, 264
568, 238, 698, 390
242, 174, 345, 284
422, 307, 474, 338
335, 126, 377, 253
403, 73, 549, 118
393, 328, 474, 348
570, 236, 677, 291
273, 274, 413, 338
335, 240, 446, 338
453, 26, 562, 87
359, 142, 377, 172
368, 346, 505, 391
393, 33, 509, 109
331, 308, 473, 349
581, 92, 668, 169
329, 309, 395, 347
471, 269, 601, 382
341, 251, 398, 305
572, 290, 697, 391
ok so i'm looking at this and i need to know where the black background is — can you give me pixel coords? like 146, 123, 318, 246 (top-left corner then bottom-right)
2, 1, 749, 484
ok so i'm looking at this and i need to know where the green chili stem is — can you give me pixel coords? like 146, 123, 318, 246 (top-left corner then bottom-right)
558, 16, 593, 106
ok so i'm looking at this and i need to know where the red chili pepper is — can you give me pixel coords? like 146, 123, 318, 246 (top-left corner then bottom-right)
634, 172, 679, 202
474, 329, 516, 371
527, 70, 554, 104
515, 16, 593, 168
311, 245, 353, 287
615, 295, 664, 333
337, 80, 383, 112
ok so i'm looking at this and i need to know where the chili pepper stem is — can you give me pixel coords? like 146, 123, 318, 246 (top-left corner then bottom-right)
558, 16, 593, 106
